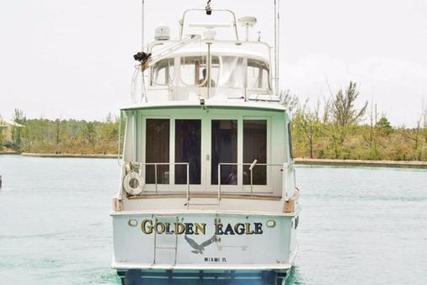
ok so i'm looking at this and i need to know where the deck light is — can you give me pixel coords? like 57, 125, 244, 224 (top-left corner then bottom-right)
205, 0, 212, 15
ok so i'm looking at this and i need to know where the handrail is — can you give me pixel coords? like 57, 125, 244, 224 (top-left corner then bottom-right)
127, 161, 290, 204
131, 162, 190, 200
146, 36, 202, 70
249, 159, 258, 171
179, 9, 240, 41
218, 162, 284, 197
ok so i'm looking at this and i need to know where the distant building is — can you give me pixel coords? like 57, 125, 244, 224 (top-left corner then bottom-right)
0, 117, 24, 144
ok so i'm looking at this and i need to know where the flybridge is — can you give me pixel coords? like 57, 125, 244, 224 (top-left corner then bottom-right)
130, 0, 283, 104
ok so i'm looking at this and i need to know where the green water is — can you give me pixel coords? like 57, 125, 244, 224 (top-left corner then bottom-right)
0, 155, 426, 284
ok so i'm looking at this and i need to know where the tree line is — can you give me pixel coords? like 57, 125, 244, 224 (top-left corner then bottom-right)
1, 81, 427, 161
286, 81, 427, 161
0, 111, 119, 155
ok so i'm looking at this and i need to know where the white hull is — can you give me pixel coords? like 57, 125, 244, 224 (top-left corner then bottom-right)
112, 211, 298, 284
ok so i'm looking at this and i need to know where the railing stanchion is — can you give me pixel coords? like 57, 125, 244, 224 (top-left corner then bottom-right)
154, 163, 158, 193
282, 162, 288, 199
250, 169, 253, 195
186, 163, 190, 203
218, 164, 221, 201
248, 159, 257, 195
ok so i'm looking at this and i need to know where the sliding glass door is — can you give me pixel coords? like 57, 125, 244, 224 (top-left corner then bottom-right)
144, 117, 269, 192
211, 120, 238, 185
210, 119, 268, 190
243, 120, 267, 185
175, 120, 201, 185
145, 119, 170, 184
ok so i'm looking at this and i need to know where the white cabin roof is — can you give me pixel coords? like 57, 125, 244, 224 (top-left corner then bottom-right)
155, 47, 269, 63
122, 100, 286, 112
149, 40, 271, 64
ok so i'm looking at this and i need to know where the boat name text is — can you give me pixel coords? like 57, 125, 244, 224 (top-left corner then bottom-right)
139, 219, 264, 235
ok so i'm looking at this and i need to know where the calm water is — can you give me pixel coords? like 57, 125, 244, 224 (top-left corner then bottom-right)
0, 155, 426, 285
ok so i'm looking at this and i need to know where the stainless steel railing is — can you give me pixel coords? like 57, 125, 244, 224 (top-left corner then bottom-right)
130, 162, 190, 197
217, 161, 285, 200
127, 161, 294, 204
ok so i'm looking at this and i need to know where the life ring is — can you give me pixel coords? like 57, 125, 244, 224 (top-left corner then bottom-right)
123, 172, 144, 196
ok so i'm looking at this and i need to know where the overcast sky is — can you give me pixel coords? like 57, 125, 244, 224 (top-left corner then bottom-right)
0, 0, 426, 126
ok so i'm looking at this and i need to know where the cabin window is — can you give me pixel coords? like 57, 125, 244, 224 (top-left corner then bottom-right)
210, 56, 220, 88
177, 56, 270, 90
179, 56, 219, 87
211, 120, 238, 185
247, 59, 270, 90
218, 56, 245, 89
175, 120, 201, 185
180, 56, 205, 86
145, 119, 170, 184
151, 58, 174, 86
243, 120, 267, 185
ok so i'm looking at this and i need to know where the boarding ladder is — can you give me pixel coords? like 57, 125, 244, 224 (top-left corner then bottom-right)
153, 216, 179, 265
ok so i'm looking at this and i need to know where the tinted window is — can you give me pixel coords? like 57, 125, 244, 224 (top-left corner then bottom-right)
175, 120, 201, 185
145, 119, 170, 184
211, 120, 238, 185
243, 120, 267, 185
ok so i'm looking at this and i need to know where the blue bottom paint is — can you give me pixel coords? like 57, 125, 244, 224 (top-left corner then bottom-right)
118, 269, 289, 285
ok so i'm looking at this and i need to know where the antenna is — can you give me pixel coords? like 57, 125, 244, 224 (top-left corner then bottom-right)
141, 0, 145, 50
274, 0, 280, 97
